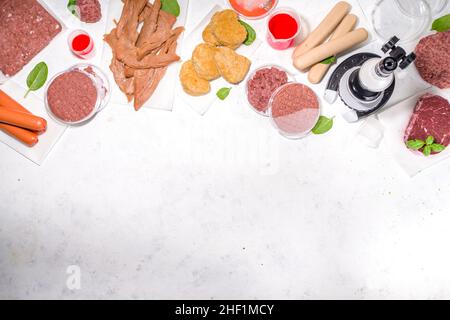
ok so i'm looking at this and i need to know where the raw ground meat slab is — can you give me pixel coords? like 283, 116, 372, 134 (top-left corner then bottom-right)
0, 0, 64, 83
414, 31, 450, 90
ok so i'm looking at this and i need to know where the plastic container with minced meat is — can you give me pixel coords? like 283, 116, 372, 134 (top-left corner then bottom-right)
245, 65, 294, 116
0, 0, 66, 84
45, 64, 110, 126
268, 82, 321, 139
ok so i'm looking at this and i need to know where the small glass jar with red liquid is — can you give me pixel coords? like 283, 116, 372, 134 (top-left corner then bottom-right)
267, 8, 301, 50
68, 30, 95, 59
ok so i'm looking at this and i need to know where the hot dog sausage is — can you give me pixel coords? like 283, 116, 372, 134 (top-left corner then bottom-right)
307, 14, 357, 84
0, 107, 47, 132
294, 28, 369, 71
0, 123, 39, 147
0, 89, 47, 134
292, 1, 351, 59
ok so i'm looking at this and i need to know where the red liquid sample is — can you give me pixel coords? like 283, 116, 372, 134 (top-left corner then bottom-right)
269, 13, 298, 39
72, 34, 91, 52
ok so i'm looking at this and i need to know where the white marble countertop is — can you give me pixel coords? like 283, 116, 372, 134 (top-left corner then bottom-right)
1, 0, 450, 299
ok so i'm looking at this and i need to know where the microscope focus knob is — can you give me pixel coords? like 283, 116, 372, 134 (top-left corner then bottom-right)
382, 36, 400, 53
400, 53, 417, 70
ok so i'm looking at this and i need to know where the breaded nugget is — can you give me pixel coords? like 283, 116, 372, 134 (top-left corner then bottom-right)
180, 60, 211, 96
212, 10, 247, 49
192, 44, 220, 81
202, 23, 220, 46
215, 47, 251, 84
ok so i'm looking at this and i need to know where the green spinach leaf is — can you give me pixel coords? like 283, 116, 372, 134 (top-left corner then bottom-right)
239, 20, 256, 46
217, 87, 231, 100
321, 56, 337, 65
161, 0, 180, 17
432, 14, 450, 32
25, 62, 48, 98
67, 0, 78, 17
312, 116, 334, 135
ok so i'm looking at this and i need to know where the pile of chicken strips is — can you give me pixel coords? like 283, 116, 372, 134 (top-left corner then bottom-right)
104, 0, 184, 110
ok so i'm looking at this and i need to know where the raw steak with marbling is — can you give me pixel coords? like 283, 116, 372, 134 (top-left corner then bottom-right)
404, 94, 450, 147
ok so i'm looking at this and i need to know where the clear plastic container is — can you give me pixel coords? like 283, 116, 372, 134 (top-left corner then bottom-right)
226, 0, 278, 20
244, 64, 294, 116
68, 30, 95, 60
427, 0, 449, 15
268, 82, 321, 139
45, 64, 110, 126
266, 7, 301, 50
371, 0, 433, 44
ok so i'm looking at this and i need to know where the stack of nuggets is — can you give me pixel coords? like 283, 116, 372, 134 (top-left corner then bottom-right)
180, 10, 252, 96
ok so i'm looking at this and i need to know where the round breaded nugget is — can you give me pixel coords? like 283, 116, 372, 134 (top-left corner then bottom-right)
202, 22, 220, 46
180, 60, 211, 96
212, 10, 247, 49
215, 47, 251, 84
192, 44, 220, 81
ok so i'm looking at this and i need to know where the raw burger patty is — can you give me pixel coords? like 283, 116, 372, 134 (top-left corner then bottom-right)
47, 71, 98, 122
0, 0, 61, 77
415, 31, 450, 89
404, 94, 450, 147
77, 0, 102, 23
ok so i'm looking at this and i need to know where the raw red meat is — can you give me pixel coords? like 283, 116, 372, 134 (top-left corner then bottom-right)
76, 0, 102, 23
247, 67, 288, 113
0, 0, 62, 77
415, 31, 450, 89
47, 70, 97, 122
404, 94, 450, 147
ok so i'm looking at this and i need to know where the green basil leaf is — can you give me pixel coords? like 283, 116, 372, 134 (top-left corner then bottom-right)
423, 145, 432, 157
406, 139, 425, 150
67, 0, 78, 17
216, 87, 231, 100
239, 20, 256, 46
321, 56, 337, 65
312, 116, 334, 135
432, 14, 450, 32
25, 62, 48, 98
161, 0, 180, 17
426, 135, 435, 145
430, 143, 446, 153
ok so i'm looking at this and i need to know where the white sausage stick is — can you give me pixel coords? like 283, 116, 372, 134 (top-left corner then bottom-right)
294, 28, 369, 72
307, 14, 358, 84
292, 1, 351, 59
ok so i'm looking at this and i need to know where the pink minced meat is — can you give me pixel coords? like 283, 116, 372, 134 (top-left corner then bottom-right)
76, 0, 102, 23
404, 94, 450, 148
0, 0, 61, 77
271, 83, 319, 135
247, 67, 288, 113
47, 71, 98, 122
414, 31, 450, 89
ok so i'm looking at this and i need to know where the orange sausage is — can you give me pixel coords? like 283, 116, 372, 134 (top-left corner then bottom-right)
0, 123, 39, 147
0, 89, 47, 134
0, 107, 47, 132
0, 89, 30, 113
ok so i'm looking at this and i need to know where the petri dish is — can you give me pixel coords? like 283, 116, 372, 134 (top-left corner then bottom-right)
268, 83, 321, 139
371, 0, 432, 44
425, 0, 448, 15
45, 64, 110, 126
245, 64, 293, 116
